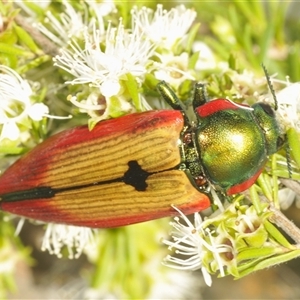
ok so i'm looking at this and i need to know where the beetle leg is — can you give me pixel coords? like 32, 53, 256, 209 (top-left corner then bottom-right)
157, 81, 191, 127
193, 82, 209, 109
157, 81, 186, 110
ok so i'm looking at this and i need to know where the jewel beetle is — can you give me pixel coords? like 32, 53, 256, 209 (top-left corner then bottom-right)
0, 80, 283, 228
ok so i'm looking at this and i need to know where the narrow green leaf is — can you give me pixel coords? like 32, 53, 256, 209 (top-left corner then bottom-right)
124, 73, 141, 111
237, 246, 277, 262
228, 6, 239, 39
239, 249, 300, 278
258, 21, 273, 62
178, 79, 193, 101
0, 42, 33, 57
249, 184, 263, 213
257, 173, 272, 201
144, 73, 159, 91
264, 219, 294, 249
235, 256, 264, 273
20, 2, 45, 16
16, 55, 52, 74
88, 118, 98, 131
0, 53, 18, 68
287, 42, 300, 81
228, 53, 237, 70
271, 154, 280, 208
108, 96, 127, 118
0, 30, 18, 44
233, 0, 264, 27
273, 169, 300, 180
287, 127, 300, 168
185, 23, 201, 54
241, 24, 259, 69
188, 51, 200, 70
0, 146, 24, 155
273, 2, 288, 45
13, 24, 40, 53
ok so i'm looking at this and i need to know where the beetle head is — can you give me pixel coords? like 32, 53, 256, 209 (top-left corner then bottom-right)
252, 102, 284, 155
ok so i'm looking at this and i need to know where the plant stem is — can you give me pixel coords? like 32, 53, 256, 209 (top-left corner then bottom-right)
15, 15, 59, 56
280, 178, 300, 195
269, 205, 300, 245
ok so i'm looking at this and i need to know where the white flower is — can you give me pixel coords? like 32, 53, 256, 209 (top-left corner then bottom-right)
162, 206, 221, 286
68, 92, 106, 114
54, 20, 154, 99
231, 70, 267, 99
27, 103, 49, 121
16, 1, 51, 17
0, 13, 3, 32
278, 186, 300, 211
276, 82, 300, 131
153, 52, 195, 87
68, 92, 132, 122
88, 0, 116, 19
0, 66, 50, 141
36, 1, 116, 48
279, 187, 297, 210
35, 0, 86, 47
41, 223, 95, 259
147, 266, 203, 299
0, 122, 19, 141
0, 239, 23, 274
193, 41, 221, 71
131, 4, 196, 49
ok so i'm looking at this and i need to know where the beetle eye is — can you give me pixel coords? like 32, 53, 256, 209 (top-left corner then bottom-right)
259, 103, 275, 117
277, 136, 285, 149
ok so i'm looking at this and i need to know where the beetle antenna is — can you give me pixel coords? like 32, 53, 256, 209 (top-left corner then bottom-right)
262, 63, 278, 111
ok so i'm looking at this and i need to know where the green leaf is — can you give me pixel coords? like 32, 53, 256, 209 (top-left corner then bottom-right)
144, 73, 160, 92
88, 118, 98, 131
188, 51, 200, 70
228, 53, 237, 70
0, 53, 18, 68
241, 24, 259, 69
16, 55, 52, 74
239, 249, 300, 278
185, 23, 201, 54
0, 42, 34, 58
287, 42, 300, 81
0, 29, 18, 44
236, 225, 268, 249
0, 138, 26, 155
258, 20, 273, 63
249, 184, 263, 213
13, 24, 41, 54
124, 73, 141, 111
0, 146, 24, 155
257, 173, 273, 201
237, 246, 278, 262
233, 0, 264, 28
108, 96, 127, 118
19, 1, 46, 16
264, 219, 294, 249
178, 79, 193, 101
287, 127, 300, 168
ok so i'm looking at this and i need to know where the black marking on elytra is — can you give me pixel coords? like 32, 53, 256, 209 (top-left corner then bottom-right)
0, 187, 55, 202
123, 160, 150, 191
0, 160, 168, 203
